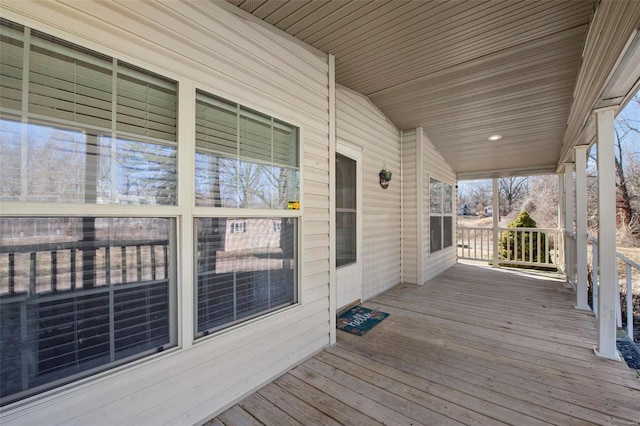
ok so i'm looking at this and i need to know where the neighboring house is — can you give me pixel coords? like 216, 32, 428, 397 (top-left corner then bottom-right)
0, 1, 638, 425
457, 204, 472, 216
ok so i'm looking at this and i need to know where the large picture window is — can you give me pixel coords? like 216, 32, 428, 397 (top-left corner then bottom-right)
193, 90, 300, 337
0, 19, 178, 405
429, 178, 454, 253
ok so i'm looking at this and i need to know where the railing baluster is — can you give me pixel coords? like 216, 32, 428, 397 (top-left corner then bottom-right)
105, 246, 111, 286
70, 249, 76, 291
163, 245, 168, 279
9, 253, 15, 294
625, 263, 633, 339
151, 245, 157, 280
121, 246, 127, 284
537, 231, 541, 264
29, 252, 36, 295
51, 250, 57, 292
592, 242, 599, 317
136, 245, 142, 282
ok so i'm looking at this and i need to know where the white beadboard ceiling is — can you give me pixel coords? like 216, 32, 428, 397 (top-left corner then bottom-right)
225, 0, 640, 179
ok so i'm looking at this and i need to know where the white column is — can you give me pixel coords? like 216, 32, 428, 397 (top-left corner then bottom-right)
328, 54, 337, 344
557, 171, 566, 274
492, 178, 499, 268
564, 163, 575, 287
594, 107, 621, 361
574, 146, 590, 310
558, 171, 566, 231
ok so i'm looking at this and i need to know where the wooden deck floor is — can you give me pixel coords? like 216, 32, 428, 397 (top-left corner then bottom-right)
208, 263, 640, 426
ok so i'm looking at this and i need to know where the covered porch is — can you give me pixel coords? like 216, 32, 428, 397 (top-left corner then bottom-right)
211, 262, 640, 425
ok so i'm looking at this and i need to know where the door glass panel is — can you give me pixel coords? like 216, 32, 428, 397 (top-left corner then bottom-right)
336, 153, 356, 268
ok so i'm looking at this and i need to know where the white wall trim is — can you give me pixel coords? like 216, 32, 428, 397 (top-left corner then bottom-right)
416, 128, 425, 284
329, 54, 337, 344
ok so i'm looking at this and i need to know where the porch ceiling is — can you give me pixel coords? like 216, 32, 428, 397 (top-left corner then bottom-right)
224, 0, 599, 179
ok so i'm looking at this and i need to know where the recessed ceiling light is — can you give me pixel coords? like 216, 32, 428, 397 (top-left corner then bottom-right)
488, 134, 502, 141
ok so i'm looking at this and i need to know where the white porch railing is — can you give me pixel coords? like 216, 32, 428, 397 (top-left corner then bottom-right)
588, 235, 638, 341
457, 226, 562, 268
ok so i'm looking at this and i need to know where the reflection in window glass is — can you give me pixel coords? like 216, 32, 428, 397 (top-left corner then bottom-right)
195, 217, 297, 335
0, 23, 178, 205
443, 216, 453, 248
443, 183, 453, 214
0, 216, 176, 404
195, 90, 300, 209
430, 216, 442, 253
336, 153, 356, 268
430, 178, 442, 214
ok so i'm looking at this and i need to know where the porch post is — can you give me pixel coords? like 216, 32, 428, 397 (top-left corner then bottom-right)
557, 171, 566, 274
492, 178, 499, 268
574, 145, 590, 310
594, 107, 621, 361
564, 162, 575, 287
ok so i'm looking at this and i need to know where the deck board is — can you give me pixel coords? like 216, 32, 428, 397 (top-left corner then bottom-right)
207, 263, 640, 425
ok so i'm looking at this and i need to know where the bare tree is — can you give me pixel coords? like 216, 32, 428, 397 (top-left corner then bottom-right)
499, 177, 529, 215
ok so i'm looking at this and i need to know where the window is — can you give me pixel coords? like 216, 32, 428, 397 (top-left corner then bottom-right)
231, 222, 246, 233
336, 153, 356, 268
194, 90, 300, 337
0, 19, 178, 405
0, 217, 177, 404
429, 178, 454, 253
195, 217, 297, 335
0, 20, 178, 205
195, 91, 299, 209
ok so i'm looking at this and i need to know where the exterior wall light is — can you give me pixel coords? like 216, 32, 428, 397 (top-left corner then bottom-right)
379, 168, 392, 189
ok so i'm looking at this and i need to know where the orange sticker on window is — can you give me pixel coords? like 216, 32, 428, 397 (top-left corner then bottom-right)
287, 201, 300, 210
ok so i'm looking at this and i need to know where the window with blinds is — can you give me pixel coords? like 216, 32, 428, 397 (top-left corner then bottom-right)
195, 217, 297, 335
194, 90, 299, 209
0, 18, 178, 406
194, 90, 301, 336
429, 178, 454, 253
0, 19, 177, 205
0, 217, 177, 405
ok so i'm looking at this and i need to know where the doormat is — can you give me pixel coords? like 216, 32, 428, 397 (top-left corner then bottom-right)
616, 339, 640, 369
336, 306, 389, 336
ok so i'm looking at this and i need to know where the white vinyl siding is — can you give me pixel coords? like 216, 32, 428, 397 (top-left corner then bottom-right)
401, 128, 456, 285
401, 129, 419, 284
0, 1, 330, 425
336, 85, 401, 299
422, 130, 457, 283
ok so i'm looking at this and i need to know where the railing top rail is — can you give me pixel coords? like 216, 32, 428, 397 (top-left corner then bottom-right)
586, 234, 640, 270
0, 239, 169, 254
497, 227, 558, 232
616, 252, 640, 271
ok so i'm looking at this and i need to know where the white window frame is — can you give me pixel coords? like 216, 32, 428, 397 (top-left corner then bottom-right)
0, 19, 181, 405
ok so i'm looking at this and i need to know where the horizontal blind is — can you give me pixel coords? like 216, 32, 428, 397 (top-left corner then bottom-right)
194, 90, 300, 209
273, 120, 298, 168
0, 21, 23, 114
0, 217, 175, 404
29, 32, 113, 131
0, 19, 178, 205
239, 108, 271, 163
195, 94, 237, 156
195, 217, 297, 336
116, 64, 176, 143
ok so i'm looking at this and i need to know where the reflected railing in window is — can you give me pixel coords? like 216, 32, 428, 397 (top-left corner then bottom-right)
0, 217, 176, 405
